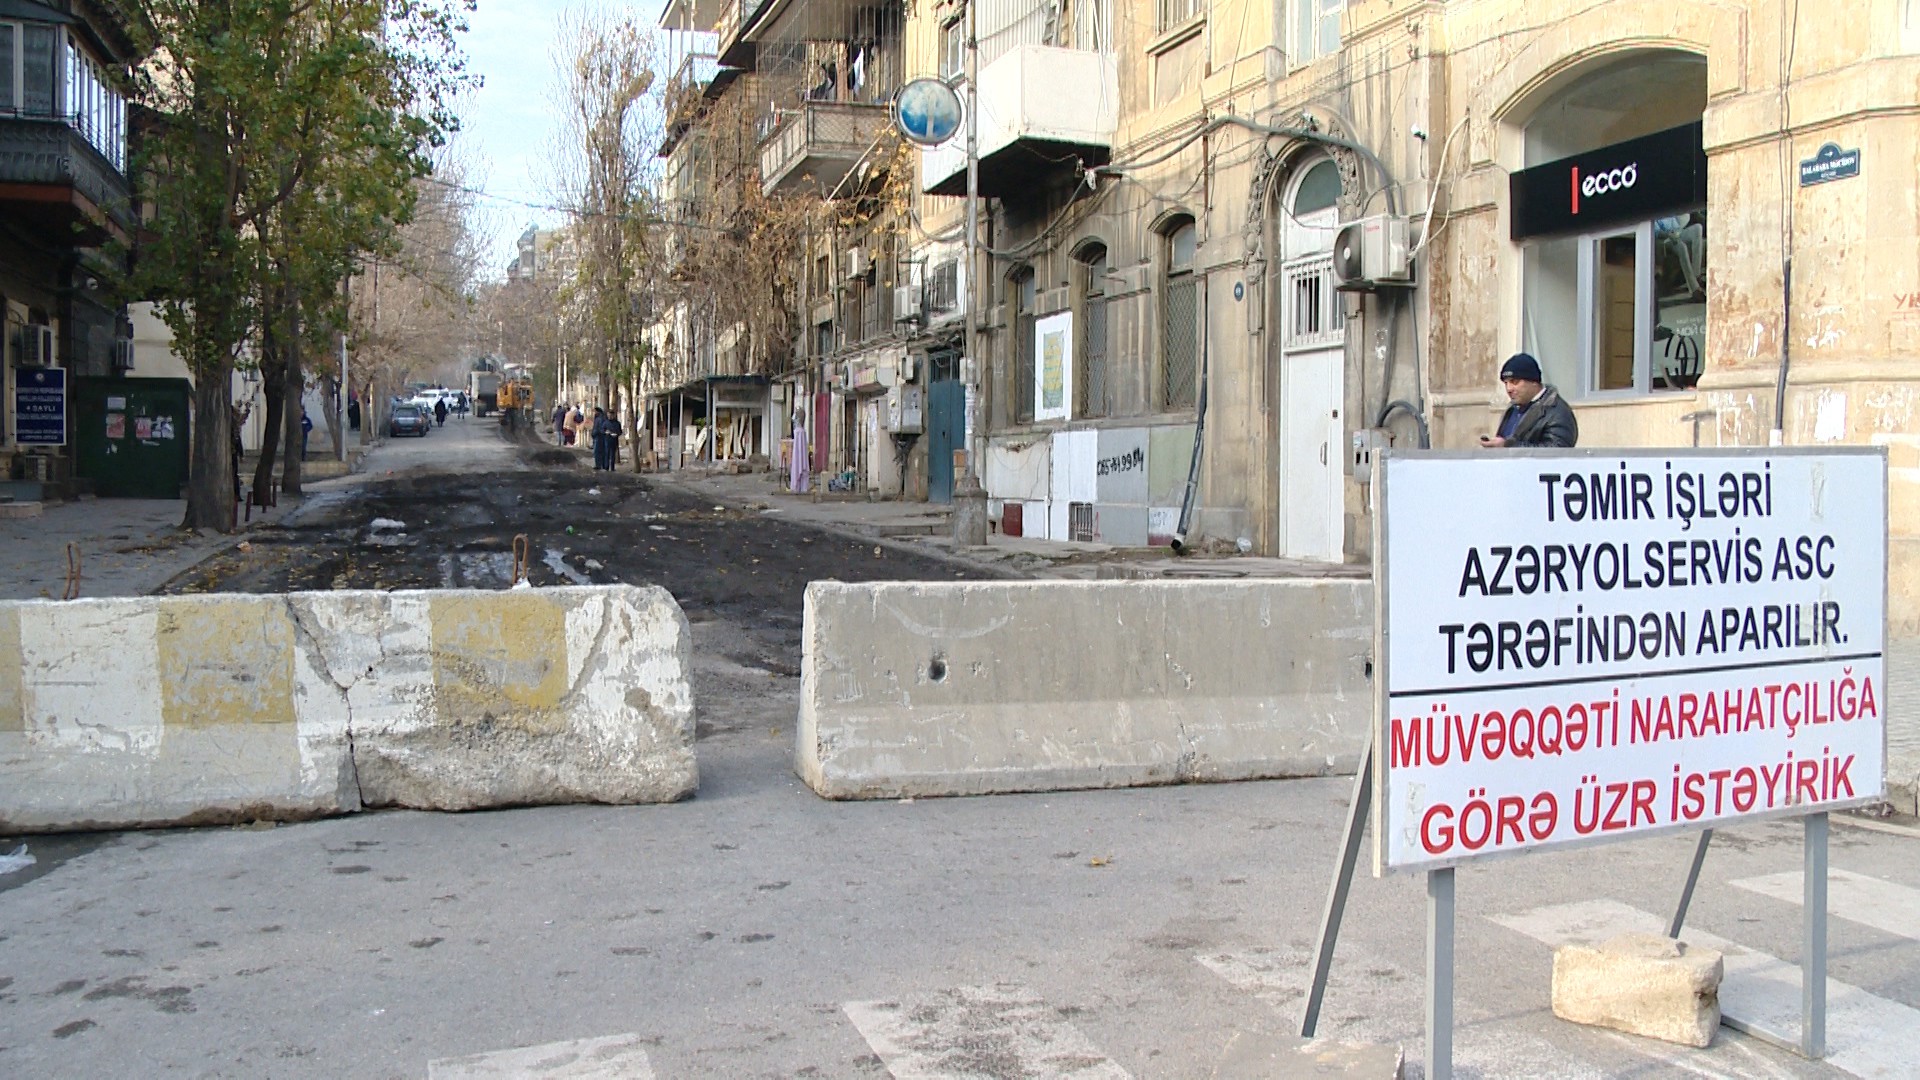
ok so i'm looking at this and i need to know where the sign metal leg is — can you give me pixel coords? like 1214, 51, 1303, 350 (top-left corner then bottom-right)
1302, 742, 1372, 1039
1426, 867, 1455, 1080
1803, 812, 1827, 1059
1667, 828, 1713, 938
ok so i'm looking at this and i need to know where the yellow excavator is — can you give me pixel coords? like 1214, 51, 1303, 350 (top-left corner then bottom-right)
496, 377, 534, 432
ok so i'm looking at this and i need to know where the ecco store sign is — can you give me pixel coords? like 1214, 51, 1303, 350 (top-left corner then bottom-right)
1575, 163, 1637, 205
1511, 122, 1706, 240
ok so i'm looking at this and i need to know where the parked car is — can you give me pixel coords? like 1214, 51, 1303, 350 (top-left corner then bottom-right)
389, 403, 430, 437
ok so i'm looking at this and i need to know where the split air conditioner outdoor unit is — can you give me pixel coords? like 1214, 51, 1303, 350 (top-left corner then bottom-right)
1333, 215, 1413, 290
844, 246, 869, 281
15, 325, 53, 366
892, 284, 923, 322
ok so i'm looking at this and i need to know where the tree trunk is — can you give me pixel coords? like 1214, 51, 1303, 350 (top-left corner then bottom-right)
184, 368, 237, 531
252, 306, 287, 501
627, 368, 641, 473
325, 374, 343, 459
280, 314, 305, 496
252, 379, 285, 500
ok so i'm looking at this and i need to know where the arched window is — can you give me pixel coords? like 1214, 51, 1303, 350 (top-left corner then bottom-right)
1281, 158, 1344, 353
1160, 217, 1198, 410
1011, 265, 1037, 422
1075, 242, 1109, 417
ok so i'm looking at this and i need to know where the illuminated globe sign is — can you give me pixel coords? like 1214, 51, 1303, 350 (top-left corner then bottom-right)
893, 78, 963, 147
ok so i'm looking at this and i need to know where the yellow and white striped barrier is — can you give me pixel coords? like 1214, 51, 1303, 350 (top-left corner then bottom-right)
0, 585, 695, 832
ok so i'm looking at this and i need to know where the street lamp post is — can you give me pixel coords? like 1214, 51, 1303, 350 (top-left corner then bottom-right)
951, 0, 989, 545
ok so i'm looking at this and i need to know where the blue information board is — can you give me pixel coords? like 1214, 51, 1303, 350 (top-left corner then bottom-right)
15, 366, 67, 445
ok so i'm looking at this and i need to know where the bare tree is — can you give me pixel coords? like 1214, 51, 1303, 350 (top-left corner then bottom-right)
549, 5, 662, 443
348, 146, 486, 434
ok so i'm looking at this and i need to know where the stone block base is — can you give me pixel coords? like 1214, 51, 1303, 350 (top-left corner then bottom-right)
1552, 932, 1723, 1048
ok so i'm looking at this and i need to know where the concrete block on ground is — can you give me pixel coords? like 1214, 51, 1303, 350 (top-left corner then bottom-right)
1551, 932, 1723, 1048
322, 586, 696, 810
1210, 1031, 1403, 1078
0, 585, 696, 832
0, 595, 358, 832
797, 579, 1372, 799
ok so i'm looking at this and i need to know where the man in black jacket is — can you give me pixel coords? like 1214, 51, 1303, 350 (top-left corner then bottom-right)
1480, 353, 1578, 448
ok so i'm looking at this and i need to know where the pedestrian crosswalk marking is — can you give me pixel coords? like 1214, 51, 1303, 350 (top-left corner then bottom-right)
1196, 947, 1619, 1078
844, 983, 1130, 1079
426, 1033, 655, 1079
1489, 898, 1920, 1079
1730, 869, 1920, 943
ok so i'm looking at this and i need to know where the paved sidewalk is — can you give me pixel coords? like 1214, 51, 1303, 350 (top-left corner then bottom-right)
0, 493, 304, 602
644, 463, 1372, 581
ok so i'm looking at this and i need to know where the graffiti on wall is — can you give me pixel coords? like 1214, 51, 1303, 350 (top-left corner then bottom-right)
1097, 447, 1144, 476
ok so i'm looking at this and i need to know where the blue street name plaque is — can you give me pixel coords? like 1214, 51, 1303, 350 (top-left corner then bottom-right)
1798, 143, 1860, 186
15, 366, 67, 446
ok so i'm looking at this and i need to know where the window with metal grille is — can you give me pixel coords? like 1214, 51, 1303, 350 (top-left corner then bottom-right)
1282, 254, 1344, 353
1156, 0, 1202, 33
1069, 502, 1094, 542
862, 277, 881, 340
1014, 268, 1036, 422
1077, 243, 1108, 417
930, 261, 958, 311
1161, 220, 1198, 410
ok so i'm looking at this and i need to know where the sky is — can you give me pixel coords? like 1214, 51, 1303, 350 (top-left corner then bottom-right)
457, 0, 668, 279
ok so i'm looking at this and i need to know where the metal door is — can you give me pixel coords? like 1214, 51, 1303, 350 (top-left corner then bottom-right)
812, 391, 831, 475
927, 378, 965, 503
74, 377, 192, 498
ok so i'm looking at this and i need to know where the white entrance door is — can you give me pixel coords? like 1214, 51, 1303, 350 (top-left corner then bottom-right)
1276, 218, 1345, 562
1280, 338, 1343, 560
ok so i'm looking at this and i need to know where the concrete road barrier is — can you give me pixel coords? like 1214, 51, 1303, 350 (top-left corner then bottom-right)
797, 579, 1371, 799
0, 585, 695, 832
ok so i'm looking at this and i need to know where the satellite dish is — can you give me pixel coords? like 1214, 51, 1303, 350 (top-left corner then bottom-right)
892, 78, 963, 147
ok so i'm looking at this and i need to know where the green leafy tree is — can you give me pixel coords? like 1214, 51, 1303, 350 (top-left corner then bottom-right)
119, 0, 469, 528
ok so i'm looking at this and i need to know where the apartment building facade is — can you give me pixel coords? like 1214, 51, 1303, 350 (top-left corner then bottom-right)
656, 1, 1918, 625
0, 0, 138, 487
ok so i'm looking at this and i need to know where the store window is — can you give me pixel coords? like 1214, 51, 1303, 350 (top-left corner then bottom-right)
1513, 54, 1707, 398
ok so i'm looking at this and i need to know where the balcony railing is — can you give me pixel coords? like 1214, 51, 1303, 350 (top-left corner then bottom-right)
921, 44, 1117, 199
0, 116, 133, 239
759, 101, 889, 198
715, 0, 764, 66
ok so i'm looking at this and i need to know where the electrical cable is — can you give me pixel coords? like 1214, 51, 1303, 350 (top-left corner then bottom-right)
1408, 113, 1469, 256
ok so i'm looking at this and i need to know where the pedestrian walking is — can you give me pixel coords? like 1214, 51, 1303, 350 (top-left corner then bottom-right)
789, 409, 810, 493
300, 409, 313, 461
552, 403, 567, 445
347, 394, 361, 432
591, 407, 623, 470
1479, 353, 1578, 448
433, 398, 448, 427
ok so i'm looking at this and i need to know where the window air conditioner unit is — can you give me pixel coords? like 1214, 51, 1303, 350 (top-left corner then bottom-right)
893, 284, 923, 322
16, 325, 53, 366
111, 338, 135, 371
1333, 215, 1413, 290
844, 246, 869, 281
